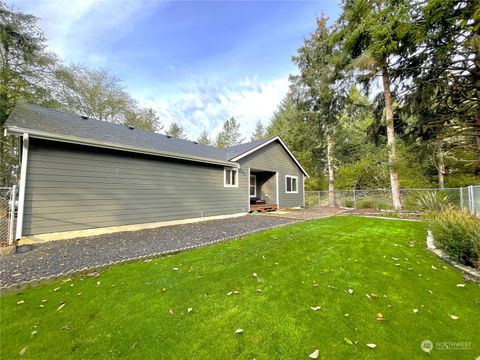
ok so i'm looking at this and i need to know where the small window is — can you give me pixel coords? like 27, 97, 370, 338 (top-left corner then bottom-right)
249, 175, 256, 197
285, 175, 298, 193
224, 168, 238, 187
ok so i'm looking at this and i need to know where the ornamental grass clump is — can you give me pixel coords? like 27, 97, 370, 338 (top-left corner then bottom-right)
424, 208, 480, 269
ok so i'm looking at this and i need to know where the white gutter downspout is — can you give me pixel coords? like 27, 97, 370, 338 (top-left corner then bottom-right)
16, 133, 29, 240
276, 172, 280, 209
303, 174, 306, 208
247, 168, 251, 212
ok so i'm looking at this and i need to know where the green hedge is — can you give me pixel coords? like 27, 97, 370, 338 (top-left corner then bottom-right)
425, 209, 480, 269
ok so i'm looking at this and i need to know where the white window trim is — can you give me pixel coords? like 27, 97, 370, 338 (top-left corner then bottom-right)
224, 168, 238, 188
285, 175, 298, 194
249, 175, 257, 198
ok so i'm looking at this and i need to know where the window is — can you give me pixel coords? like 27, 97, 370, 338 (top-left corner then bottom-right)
249, 175, 256, 197
285, 175, 298, 193
224, 168, 238, 187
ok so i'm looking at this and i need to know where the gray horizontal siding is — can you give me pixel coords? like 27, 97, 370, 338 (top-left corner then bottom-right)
239, 141, 304, 208
23, 139, 246, 235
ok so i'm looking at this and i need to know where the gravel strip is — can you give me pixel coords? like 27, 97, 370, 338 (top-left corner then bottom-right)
0, 215, 295, 288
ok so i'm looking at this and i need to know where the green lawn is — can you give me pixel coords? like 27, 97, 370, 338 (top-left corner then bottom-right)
1, 217, 479, 359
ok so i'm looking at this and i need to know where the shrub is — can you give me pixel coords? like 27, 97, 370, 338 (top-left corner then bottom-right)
414, 192, 453, 212
357, 199, 374, 208
343, 199, 354, 208
424, 209, 480, 269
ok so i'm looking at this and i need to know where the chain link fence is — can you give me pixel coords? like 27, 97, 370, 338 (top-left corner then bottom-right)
0, 186, 16, 244
459, 185, 480, 215
306, 186, 479, 214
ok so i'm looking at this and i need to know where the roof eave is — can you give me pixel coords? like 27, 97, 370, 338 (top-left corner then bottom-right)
4, 126, 239, 168
230, 136, 309, 177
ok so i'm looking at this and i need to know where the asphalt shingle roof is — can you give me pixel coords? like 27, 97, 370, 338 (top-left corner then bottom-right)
4, 103, 276, 166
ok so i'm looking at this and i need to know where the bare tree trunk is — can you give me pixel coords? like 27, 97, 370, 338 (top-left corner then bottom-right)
437, 142, 445, 189
475, 107, 480, 174
380, 63, 402, 210
326, 128, 336, 207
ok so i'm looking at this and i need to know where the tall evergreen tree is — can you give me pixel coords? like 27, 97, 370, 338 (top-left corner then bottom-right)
197, 130, 212, 145
336, 0, 419, 209
250, 120, 266, 141
215, 117, 245, 148
291, 16, 343, 207
166, 122, 187, 139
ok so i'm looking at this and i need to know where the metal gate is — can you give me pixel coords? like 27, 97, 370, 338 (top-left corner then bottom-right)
0, 185, 16, 244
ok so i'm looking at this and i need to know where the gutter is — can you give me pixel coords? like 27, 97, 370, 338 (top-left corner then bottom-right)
4, 126, 239, 168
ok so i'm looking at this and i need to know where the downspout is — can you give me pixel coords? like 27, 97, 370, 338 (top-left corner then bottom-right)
276, 172, 280, 209
16, 133, 29, 240
247, 168, 251, 212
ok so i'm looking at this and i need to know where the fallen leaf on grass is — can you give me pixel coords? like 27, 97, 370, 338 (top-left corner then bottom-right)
42, 299, 48, 303
31, 330, 37, 336
344, 337, 354, 345
431, 265, 437, 270
376, 313, 385, 321
256, 289, 262, 292
168, 308, 175, 316
173, 268, 179, 271
57, 303, 65, 311
235, 328, 244, 334
310, 306, 321, 311
413, 309, 418, 313
187, 308, 193, 313
252, 272, 258, 278
392, 257, 399, 261
367, 343, 377, 349
19, 346, 28, 356
53, 287, 60, 292
456, 284, 466, 287
309, 349, 320, 359
16, 300, 24, 305
449, 314, 458, 320
344, 288, 354, 294
365, 294, 371, 300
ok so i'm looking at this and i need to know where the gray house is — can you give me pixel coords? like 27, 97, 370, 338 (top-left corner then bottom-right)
4, 103, 309, 239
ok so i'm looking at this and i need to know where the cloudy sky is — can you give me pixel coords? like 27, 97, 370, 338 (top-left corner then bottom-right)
14, 0, 340, 140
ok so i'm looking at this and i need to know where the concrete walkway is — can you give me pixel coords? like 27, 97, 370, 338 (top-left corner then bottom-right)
0, 215, 296, 289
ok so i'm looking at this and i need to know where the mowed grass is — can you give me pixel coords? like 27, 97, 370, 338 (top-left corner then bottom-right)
1, 217, 479, 359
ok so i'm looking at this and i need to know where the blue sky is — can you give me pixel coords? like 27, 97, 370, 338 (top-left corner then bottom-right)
14, 0, 341, 139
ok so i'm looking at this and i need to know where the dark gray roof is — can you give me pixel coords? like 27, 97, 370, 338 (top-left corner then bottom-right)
4, 103, 279, 166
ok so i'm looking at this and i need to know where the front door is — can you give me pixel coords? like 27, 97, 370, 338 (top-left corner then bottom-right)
250, 175, 256, 198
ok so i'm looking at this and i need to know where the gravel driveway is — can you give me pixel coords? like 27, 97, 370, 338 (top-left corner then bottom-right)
0, 215, 296, 288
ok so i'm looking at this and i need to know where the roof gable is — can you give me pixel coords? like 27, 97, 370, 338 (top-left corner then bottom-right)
228, 136, 309, 177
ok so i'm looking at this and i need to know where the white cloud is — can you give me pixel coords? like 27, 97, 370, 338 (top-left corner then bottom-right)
138, 77, 289, 140
17, 0, 159, 67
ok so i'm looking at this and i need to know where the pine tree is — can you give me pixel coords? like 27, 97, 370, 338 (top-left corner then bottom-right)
336, 0, 419, 209
215, 117, 245, 148
197, 130, 212, 145
250, 120, 266, 141
166, 122, 187, 139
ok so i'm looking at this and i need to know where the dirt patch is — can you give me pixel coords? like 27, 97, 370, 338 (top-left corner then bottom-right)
262, 207, 347, 220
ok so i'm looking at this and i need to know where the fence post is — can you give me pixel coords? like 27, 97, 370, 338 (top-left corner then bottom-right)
469, 185, 475, 214
8, 185, 16, 245
318, 191, 321, 207
353, 189, 356, 208
459, 187, 463, 209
